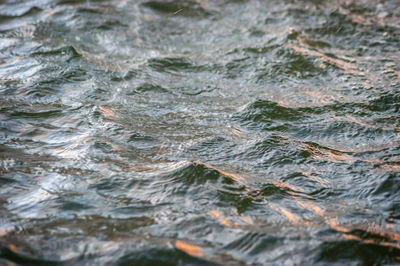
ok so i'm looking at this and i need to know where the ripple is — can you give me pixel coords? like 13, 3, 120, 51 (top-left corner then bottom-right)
143, 1, 212, 18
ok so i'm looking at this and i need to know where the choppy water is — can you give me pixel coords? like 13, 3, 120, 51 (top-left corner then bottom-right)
0, 0, 399, 265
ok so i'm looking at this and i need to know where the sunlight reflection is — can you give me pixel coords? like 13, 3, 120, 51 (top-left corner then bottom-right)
175, 240, 204, 257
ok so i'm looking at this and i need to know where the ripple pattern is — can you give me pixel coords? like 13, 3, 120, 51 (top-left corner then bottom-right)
0, 0, 399, 264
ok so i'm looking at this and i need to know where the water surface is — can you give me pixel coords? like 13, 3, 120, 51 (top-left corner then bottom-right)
0, 0, 400, 264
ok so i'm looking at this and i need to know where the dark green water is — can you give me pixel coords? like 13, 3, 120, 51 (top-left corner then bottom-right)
0, 0, 399, 265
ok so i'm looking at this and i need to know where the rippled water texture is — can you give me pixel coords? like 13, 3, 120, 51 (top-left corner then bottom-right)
0, 0, 399, 264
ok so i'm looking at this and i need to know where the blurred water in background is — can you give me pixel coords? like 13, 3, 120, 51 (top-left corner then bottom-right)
0, 0, 399, 264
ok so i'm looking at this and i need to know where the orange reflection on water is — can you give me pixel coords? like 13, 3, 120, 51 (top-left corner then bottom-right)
103, 140, 121, 151
8, 244, 17, 252
302, 142, 353, 163
280, 208, 299, 224
232, 128, 248, 139
269, 203, 304, 225
175, 240, 204, 257
329, 218, 400, 250
210, 210, 234, 226
272, 181, 301, 192
233, 209, 254, 224
289, 33, 362, 76
343, 234, 400, 249
99, 106, 118, 118
295, 199, 325, 216
362, 223, 400, 242
329, 218, 349, 233
381, 163, 400, 172
196, 161, 245, 186
301, 171, 328, 188
239, 216, 253, 224
0, 228, 10, 237
324, 150, 354, 162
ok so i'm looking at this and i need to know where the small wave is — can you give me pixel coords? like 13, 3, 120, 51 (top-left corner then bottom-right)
224, 232, 282, 256
0, 6, 42, 19
147, 57, 206, 74
0, 243, 82, 265
142, 1, 213, 18
317, 239, 400, 265
118, 246, 217, 266
233, 99, 303, 130
10, 109, 62, 119
31, 46, 83, 61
